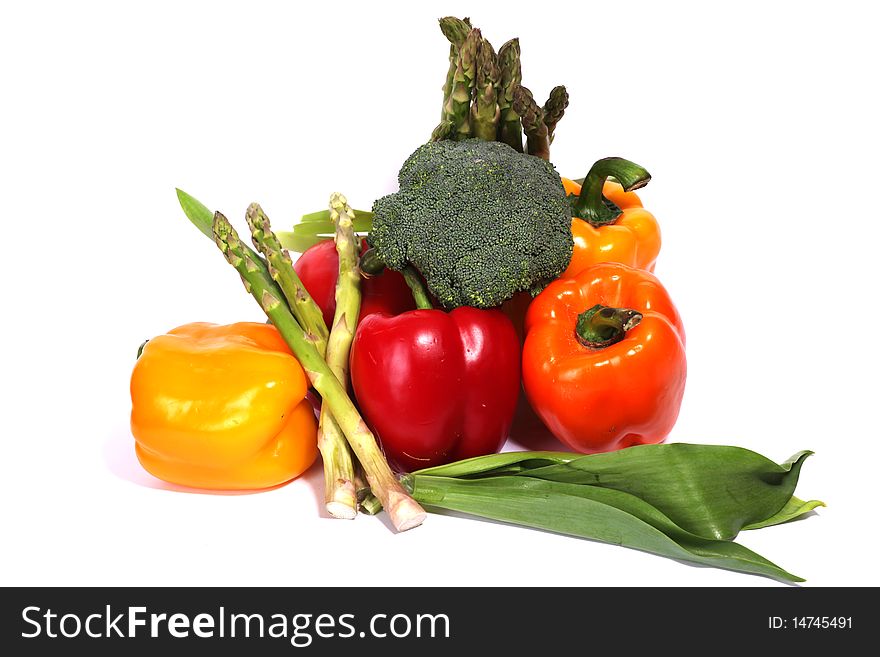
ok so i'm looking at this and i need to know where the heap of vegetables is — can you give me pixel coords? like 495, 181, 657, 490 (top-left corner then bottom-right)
131, 16, 824, 582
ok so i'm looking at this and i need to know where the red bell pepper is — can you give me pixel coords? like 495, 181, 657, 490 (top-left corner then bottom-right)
350, 306, 521, 471
294, 239, 415, 327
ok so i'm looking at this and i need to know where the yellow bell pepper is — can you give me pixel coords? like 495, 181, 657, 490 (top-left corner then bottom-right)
130, 322, 318, 490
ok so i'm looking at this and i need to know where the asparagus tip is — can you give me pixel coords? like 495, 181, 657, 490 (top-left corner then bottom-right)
438, 16, 473, 47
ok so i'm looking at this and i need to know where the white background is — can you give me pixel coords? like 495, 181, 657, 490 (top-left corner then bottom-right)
2, 0, 878, 587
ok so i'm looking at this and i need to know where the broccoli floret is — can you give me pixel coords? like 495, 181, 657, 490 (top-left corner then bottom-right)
368, 139, 573, 309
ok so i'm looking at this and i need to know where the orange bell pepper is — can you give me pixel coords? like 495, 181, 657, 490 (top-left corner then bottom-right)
130, 322, 318, 490
523, 263, 686, 453
561, 157, 660, 276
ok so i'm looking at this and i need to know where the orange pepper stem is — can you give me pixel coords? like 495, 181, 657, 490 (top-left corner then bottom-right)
401, 266, 434, 310
569, 157, 652, 227
575, 304, 643, 349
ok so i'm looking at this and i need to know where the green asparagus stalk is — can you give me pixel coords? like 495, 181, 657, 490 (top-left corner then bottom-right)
497, 38, 523, 152
441, 49, 456, 125
513, 85, 550, 160
438, 16, 472, 124
470, 38, 501, 141
315, 193, 361, 519
212, 212, 426, 532
246, 203, 329, 358
444, 27, 479, 139
542, 85, 569, 144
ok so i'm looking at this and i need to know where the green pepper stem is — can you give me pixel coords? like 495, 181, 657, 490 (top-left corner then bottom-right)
570, 157, 651, 227
402, 266, 434, 310
575, 304, 643, 349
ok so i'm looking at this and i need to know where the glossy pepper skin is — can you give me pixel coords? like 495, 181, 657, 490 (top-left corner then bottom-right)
523, 263, 686, 453
294, 239, 415, 328
350, 307, 521, 471
131, 322, 318, 490
561, 157, 661, 277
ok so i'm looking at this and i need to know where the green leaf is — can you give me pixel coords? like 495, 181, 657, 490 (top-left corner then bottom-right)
277, 231, 326, 253
522, 445, 813, 541
414, 451, 576, 478
744, 496, 825, 531
277, 209, 374, 253
418, 444, 814, 542
175, 188, 214, 239
408, 444, 821, 580
298, 209, 372, 225
411, 475, 803, 582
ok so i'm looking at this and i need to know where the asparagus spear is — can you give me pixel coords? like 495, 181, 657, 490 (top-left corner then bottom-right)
438, 16, 472, 123
497, 38, 523, 151
430, 120, 455, 142
542, 85, 569, 144
212, 212, 427, 532
314, 193, 362, 519
246, 203, 329, 358
439, 15, 471, 47
470, 37, 501, 141
513, 85, 550, 160
444, 27, 479, 139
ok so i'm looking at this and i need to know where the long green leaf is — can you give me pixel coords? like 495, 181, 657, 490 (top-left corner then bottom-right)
521, 445, 813, 540
417, 445, 815, 542
414, 451, 575, 478
276, 231, 327, 254
744, 496, 825, 531
176, 188, 214, 239
297, 208, 373, 226
278, 209, 373, 253
411, 475, 802, 582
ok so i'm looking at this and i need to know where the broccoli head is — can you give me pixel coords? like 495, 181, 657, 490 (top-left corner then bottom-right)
367, 139, 573, 309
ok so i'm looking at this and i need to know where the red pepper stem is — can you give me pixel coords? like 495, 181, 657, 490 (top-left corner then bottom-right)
402, 266, 434, 310
575, 304, 643, 349
570, 157, 652, 227
358, 247, 386, 277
